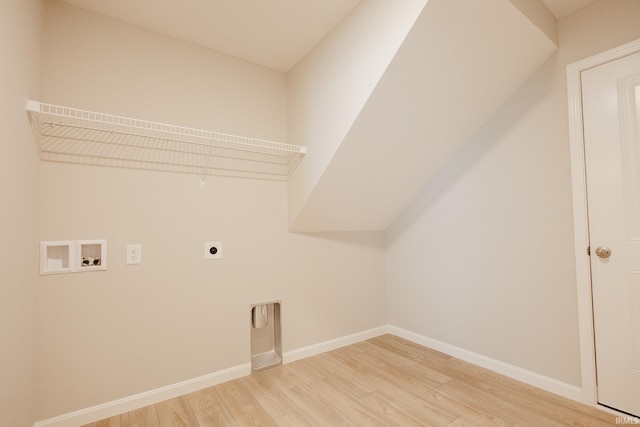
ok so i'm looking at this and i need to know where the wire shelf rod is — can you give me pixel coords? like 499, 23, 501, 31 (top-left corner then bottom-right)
40, 157, 289, 181
38, 142, 292, 170
29, 101, 305, 154
35, 125, 296, 167
36, 119, 295, 161
40, 151, 290, 178
26, 100, 306, 181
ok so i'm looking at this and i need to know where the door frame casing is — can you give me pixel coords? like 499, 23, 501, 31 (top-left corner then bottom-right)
567, 37, 640, 406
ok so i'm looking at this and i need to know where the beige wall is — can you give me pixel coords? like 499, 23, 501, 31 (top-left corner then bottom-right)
22, 0, 640, 421
0, 0, 43, 426
386, 0, 640, 388
37, 1, 386, 419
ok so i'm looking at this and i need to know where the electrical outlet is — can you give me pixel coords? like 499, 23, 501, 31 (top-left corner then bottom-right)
204, 241, 222, 260
126, 244, 141, 265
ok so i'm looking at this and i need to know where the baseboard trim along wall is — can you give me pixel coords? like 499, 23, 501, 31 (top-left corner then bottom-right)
33, 324, 583, 426
283, 325, 390, 364
388, 325, 583, 403
32, 326, 389, 427
32, 363, 252, 427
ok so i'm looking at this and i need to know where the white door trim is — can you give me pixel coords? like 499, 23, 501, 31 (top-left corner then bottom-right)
567, 37, 640, 407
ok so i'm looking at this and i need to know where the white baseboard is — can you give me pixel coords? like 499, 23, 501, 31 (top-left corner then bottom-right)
33, 324, 584, 426
33, 325, 389, 427
32, 363, 251, 427
283, 325, 389, 363
387, 325, 583, 402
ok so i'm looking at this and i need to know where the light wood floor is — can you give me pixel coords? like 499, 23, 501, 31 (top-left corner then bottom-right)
84, 334, 616, 426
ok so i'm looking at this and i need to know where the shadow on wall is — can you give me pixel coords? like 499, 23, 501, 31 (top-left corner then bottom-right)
292, 230, 385, 248
386, 52, 560, 246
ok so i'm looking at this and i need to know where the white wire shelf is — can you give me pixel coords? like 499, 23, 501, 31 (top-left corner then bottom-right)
26, 100, 306, 181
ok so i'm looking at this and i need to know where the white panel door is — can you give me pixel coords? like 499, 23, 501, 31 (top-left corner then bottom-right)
582, 51, 640, 417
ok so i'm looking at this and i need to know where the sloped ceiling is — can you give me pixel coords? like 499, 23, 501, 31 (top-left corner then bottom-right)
58, 0, 363, 72
58, 0, 592, 73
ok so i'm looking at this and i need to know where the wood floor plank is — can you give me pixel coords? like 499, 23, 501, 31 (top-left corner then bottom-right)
372, 335, 618, 425
186, 386, 223, 412
328, 347, 467, 426
273, 409, 319, 427
446, 416, 481, 426
240, 370, 300, 419
369, 383, 468, 426
355, 344, 452, 388
315, 362, 378, 400
259, 363, 307, 392
192, 404, 237, 427
83, 416, 122, 427
89, 334, 617, 427
275, 381, 353, 426
329, 344, 527, 426
184, 385, 239, 427
309, 378, 391, 426
352, 348, 457, 410
383, 383, 512, 427
438, 379, 566, 427
283, 357, 326, 385
359, 390, 431, 427
452, 368, 614, 426
120, 405, 160, 427
424, 349, 615, 425
372, 334, 453, 363
324, 349, 396, 390
215, 378, 278, 426
331, 341, 369, 358
155, 396, 198, 427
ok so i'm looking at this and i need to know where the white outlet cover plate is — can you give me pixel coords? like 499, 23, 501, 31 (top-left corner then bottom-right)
126, 244, 142, 265
204, 241, 222, 260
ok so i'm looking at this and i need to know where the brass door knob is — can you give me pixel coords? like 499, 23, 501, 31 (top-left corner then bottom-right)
595, 246, 612, 258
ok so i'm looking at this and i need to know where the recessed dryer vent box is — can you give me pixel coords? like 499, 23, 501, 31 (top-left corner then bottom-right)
251, 300, 282, 372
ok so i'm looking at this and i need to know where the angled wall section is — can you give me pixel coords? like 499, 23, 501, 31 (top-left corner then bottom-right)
286, 0, 428, 229
289, 0, 557, 231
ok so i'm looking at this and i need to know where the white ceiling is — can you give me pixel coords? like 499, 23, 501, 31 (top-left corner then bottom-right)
59, 0, 595, 73
59, 0, 363, 72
